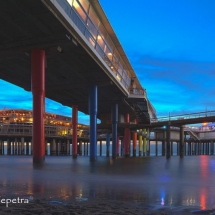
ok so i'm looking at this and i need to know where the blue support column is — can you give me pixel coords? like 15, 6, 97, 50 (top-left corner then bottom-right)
106, 133, 110, 157
111, 104, 118, 159
89, 85, 97, 161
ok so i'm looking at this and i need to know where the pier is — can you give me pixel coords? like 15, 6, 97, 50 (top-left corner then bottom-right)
0, 0, 155, 164
1, 108, 215, 159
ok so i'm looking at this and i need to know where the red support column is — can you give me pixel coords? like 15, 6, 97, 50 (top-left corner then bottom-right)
72, 105, 78, 158
124, 113, 130, 157
125, 113, 130, 124
133, 132, 137, 157
31, 49, 45, 165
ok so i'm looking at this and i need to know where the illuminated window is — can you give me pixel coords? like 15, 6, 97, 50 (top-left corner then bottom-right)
112, 55, 119, 70
66, 0, 73, 7
89, 7, 100, 28
96, 34, 105, 51
98, 24, 107, 40
116, 73, 121, 81
86, 18, 97, 40
72, 0, 87, 22
78, 0, 89, 12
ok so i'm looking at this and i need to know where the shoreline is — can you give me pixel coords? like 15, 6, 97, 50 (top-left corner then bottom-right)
0, 198, 214, 215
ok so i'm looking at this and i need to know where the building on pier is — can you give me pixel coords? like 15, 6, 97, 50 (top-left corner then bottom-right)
0, 109, 89, 156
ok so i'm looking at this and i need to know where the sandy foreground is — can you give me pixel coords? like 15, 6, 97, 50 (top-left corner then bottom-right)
0, 198, 214, 215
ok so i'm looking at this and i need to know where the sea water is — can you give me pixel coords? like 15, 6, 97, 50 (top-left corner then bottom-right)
0, 155, 215, 212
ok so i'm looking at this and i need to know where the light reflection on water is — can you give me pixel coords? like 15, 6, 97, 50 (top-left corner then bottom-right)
0, 155, 215, 211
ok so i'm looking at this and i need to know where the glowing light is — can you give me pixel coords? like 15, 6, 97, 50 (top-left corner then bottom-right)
161, 198, 164, 206
72, 0, 79, 9
116, 74, 121, 81
66, 0, 73, 6
97, 35, 102, 40
200, 188, 206, 210
108, 52, 112, 56
203, 122, 207, 126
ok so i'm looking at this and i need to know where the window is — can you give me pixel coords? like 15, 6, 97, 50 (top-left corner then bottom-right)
89, 7, 100, 28
87, 18, 98, 40
72, 0, 87, 22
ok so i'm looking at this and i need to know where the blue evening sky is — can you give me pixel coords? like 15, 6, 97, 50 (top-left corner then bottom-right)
1, 0, 215, 124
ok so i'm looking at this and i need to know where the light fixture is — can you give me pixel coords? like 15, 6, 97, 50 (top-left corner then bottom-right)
57, 46, 63, 53
66, 34, 70, 40
72, 38, 78, 46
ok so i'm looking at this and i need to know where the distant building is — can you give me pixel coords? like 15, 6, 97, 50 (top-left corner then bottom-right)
0, 109, 89, 155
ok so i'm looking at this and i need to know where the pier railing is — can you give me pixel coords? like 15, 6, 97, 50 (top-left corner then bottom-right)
151, 110, 215, 122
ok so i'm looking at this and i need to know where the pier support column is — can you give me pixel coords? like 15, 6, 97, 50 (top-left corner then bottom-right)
56, 140, 59, 155
177, 142, 179, 155
194, 142, 197, 155
21, 137, 24, 155
106, 133, 110, 157
124, 113, 130, 157
147, 129, 150, 156
133, 132, 137, 157
72, 105, 78, 159
207, 142, 210, 155
67, 140, 70, 155
198, 142, 201, 155
179, 125, 185, 158
99, 140, 102, 156
147, 140, 150, 156
51, 139, 56, 155
83, 142, 86, 156
26, 142, 29, 155
162, 140, 165, 156
171, 141, 173, 155
210, 140, 214, 155
117, 137, 120, 157
0, 140, 2, 155
111, 104, 118, 159
32, 49, 45, 165
143, 129, 147, 156
79, 140, 82, 156
162, 131, 165, 156
2, 141, 4, 155
202, 142, 205, 155
7, 139, 11, 155
89, 85, 97, 161
192, 142, 195, 155
155, 132, 158, 156
19, 141, 21, 155
139, 130, 142, 156
11, 141, 13, 155
45, 140, 48, 155
166, 124, 171, 159
121, 138, 123, 156
14, 138, 17, 155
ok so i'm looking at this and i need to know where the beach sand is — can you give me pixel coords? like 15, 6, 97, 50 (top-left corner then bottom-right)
0, 198, 214, 215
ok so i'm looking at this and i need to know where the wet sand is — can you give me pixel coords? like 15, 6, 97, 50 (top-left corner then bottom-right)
1, 198, 215, 215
